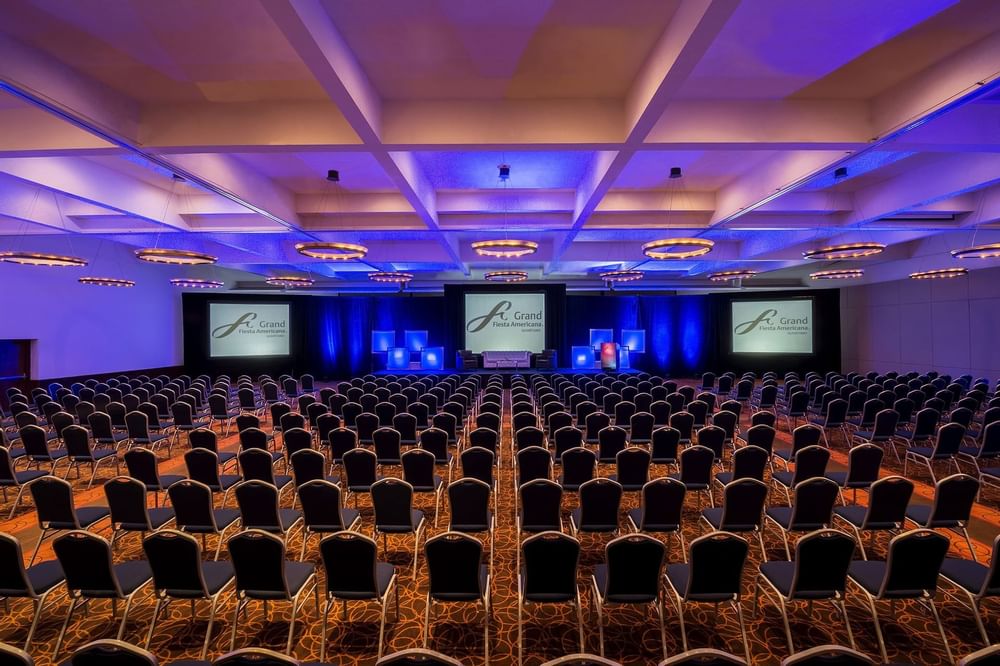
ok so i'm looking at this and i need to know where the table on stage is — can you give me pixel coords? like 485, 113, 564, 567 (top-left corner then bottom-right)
481, 350, 532, 369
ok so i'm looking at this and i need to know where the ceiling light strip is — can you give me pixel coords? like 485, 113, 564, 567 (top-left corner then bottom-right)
910, 267, 968, 280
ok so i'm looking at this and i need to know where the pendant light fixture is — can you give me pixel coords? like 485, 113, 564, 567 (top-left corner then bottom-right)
136, 175, 218, 267
910, 267, 968, 280
2, 190, 87, 267
484, 270, 528, 282
265, 275, 315, 287
802, 242, 885, 260
809, 269, 865, 280
295, 170, 368, 261
369, 271, 414, 284
599, 270, 643, 284
170, 278, 224, 288
472, 164, 537, 258
643, 167, 714, 260
707, 269, 757, 282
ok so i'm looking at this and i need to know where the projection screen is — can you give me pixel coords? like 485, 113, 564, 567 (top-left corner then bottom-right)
731, 299, 813, 354
209, 302, 291, 358
464, 292, 546, 352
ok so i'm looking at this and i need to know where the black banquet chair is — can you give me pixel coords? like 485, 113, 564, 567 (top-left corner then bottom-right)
423, 532, 491, 663
518, 531, 584, 664
591, 534, 667, 660
227, 529, 318, 653
62, 639, 158, 666
51, 531, 153, 655
319, 531, 398, 660
0, 531, 66, 650
846, 529, 952, 663
664, 532, 751, 663
142, 529, 235, 659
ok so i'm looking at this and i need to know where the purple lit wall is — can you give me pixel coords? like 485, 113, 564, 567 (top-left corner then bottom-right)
841, 266, 1000, 381
0, 237, 184, 379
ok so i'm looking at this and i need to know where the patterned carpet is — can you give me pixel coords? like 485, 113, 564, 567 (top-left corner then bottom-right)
1, 381, 998, 665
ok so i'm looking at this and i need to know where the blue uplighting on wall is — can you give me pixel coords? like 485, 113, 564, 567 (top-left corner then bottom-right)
680, 297, 704, 369
621, 329, 646, 354
404, 330, 428, 353
371, 330, 395, 353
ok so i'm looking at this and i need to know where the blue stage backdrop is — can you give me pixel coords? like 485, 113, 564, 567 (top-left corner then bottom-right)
182, 289, 838, 378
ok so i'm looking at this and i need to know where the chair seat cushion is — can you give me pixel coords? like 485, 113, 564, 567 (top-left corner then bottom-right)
57, 505, 110, 530
330, 562, 395, 600
594, 563, 658, 603
832, 505, 867, 528
12, 469, 48, 485
119, 507, 174, 531
451, 510, 491, 533
664, 563, 734, 602
163, 561, 235, 598
906, 446, 935, 459
772, 471, 794, 488
940, 557, 992, 595
666, 472, 708, 490
411, 476, 442, 493
848, 560, 888, 596
22, 559, 65, 595
904, 504, 958, 527
215, 475, 241, 491
100, 559, 152, 597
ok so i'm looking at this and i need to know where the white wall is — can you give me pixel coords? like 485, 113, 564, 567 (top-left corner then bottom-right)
841, 265, 1000, 380
0, 237, 188, 379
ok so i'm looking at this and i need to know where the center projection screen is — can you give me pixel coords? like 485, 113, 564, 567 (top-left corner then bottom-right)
464, 292, 546, 353
209, 302, 291, 358
731, 299, 813, 354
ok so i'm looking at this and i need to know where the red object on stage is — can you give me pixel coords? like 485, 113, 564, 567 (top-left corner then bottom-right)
600, 342, 618, 370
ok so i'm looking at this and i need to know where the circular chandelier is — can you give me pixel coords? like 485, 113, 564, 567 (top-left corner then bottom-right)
802, 242, 885, 260
809, 269, 865, 280
950, 243, 1000, 259
642, 238, 714, 260
295, 241, 368, 261
708, 269, 757, 282
135, 248, 217, 265
471, 239, 538, 258
599, 270, 643, 283
79, 277, 135, 288
485, 270, 528, 283
369, 271, 414, 284
265, 276, 314, 287
169, 278, 223, 289
2, 252, 87, 267
910, 267, 968, 280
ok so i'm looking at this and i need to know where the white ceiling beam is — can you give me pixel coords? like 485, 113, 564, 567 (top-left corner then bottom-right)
0, 106, 119, 157
140, 101, 361, 152
263, 0, 467, 274
548, 0, 740, 272
597, 191, 716, 212
0, 156, 189, 230
645, 100, 871, 150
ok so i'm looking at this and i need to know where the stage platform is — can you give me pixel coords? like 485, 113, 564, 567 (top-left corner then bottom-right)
372, 367, 641, 376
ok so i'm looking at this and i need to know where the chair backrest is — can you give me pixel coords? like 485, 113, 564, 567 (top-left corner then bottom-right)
651, 426, 681, 462
516, 446, 552, 486
844, 444, 883, 485
926, 473, 980, 525
696, 425, 725, 460
864, 476, 914, 527
459, 446, 495, 486
104, 476, 153, 528
320, 531, 380, 599
425, 532, 484, 600
788, 529, 856, 599
29, 476, 78, 527
880, 529, 950, 597
678, 445, 714, 485
790, 424, 822, 455
791, 445, 831, 484
683, 532, 749, 601
123, 447, 161, 486
374, 649, 464, 666
730, 445, 769, 482
190, 427, 220, 453
372, 478, 417, 529
521, 531, 580, 602
577, 478, 623, 529
719, 478, 768, 529
238, 448, 276, 485
228, 529, 291, 598
0, 532, 33, 597
518, 479, 562, 531
168, 480, 218, 531
615, 447, 650, 487
290, 449, 327, 487
447, 478, 491, 531
637, 478, 685, 531
143, 529, 208, 597
789, 478, 840, 528
53, 530, 121, 597
64, 639, 158, 666
603, 534, 665, 603
779, 644, 875, 666
235, 480, 282, 530
932, 421, 965, 456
